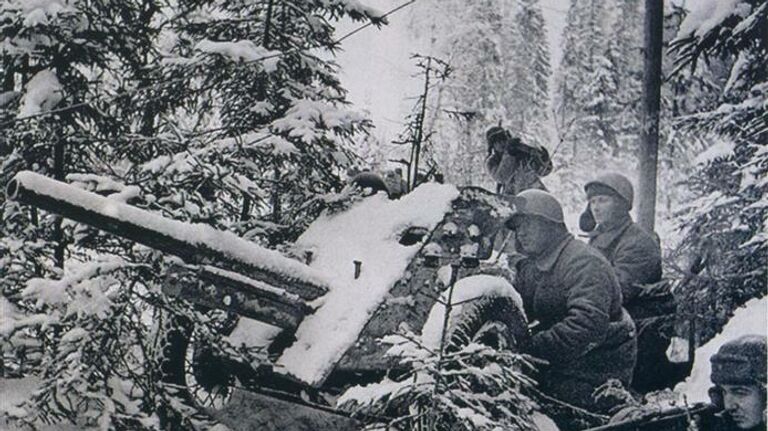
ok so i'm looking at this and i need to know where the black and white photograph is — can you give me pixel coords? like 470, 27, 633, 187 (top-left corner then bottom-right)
0, 0, 765, 430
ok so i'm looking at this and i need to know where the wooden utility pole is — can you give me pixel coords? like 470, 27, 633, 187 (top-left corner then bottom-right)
637, 0, 664, 232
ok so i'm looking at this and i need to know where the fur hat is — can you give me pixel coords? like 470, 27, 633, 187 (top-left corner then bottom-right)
350, 172, 390, 198
710, 334, 767, 386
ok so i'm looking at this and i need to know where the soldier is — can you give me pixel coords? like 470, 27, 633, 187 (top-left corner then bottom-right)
485, 126, 552, 197
579, 173, 662, 301
506, 189, 637, 411
349, 171, 390, 198
707, 335, 767, 431
486, 127, 553, 261
384, 169, 406, 199
579, 173, 677, 392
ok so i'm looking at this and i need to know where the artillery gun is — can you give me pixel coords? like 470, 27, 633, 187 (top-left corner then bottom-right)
6, 171, 530, 430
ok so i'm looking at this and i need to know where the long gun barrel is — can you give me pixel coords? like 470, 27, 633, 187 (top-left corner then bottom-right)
583, 403, 718, 431
6, 171, 329, 301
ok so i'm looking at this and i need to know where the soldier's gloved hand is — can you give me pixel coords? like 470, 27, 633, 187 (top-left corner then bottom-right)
608, 404, 647, 424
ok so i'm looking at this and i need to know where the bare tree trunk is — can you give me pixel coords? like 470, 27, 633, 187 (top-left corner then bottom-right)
411, 57, 432, 190
271, 163, 280, 223
637, 0, 663, 232
263, 0, 274, 49
2, 57, 13, 91
53, 138, 66, 268
52, 57, 67, 268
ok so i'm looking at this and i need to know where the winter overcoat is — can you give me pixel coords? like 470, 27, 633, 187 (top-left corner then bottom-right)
587, 216, 662, 304
587, 216, 679, 393
516, 234, 637, 409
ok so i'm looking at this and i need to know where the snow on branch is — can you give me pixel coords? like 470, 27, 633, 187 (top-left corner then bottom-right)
18, 69, 63, 118
21, 256, 130, 314
3, 0, 77, 27
194, 39, 281, 71
271, 98, 368, 144
321, 0, 387, 24
676, 0, 751, 40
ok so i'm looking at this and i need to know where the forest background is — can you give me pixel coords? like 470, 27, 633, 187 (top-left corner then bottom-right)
0, 0, 765, 429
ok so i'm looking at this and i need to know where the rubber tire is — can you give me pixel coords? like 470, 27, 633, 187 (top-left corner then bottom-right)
157, 314, 193, 389
446, 295, 530, 353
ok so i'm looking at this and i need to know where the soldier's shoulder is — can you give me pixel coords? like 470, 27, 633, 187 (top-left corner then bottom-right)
561, 237, 613, 268
622, 222, 661, 251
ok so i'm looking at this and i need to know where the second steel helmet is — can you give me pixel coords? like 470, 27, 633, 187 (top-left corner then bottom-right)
584, 173, 634, 209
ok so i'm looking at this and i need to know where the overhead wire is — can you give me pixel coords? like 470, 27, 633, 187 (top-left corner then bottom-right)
0, 0, 420, 129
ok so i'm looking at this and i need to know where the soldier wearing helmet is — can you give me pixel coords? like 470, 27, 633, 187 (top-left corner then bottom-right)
580, 172, 675, 393
507, 189, 637, 411
580, 173, 662, 301
485, 126, 552, 197
707, 335, 767, 430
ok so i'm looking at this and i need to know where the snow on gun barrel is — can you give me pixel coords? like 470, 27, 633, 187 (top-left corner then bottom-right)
5, 171, 330, 300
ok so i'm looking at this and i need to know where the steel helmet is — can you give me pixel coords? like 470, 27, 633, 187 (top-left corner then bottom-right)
584, 173, 634, 209
505, 189, 564, 229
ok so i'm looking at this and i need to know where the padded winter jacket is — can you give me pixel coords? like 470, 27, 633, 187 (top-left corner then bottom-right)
485, 151, 547, 197
516, 234, 637, 407
587, 216, 662, 304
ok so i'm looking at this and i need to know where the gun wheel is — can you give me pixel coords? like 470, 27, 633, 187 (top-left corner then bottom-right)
446, 295, 529, 353
184, 328, 236, 409
157, 311, 239, 415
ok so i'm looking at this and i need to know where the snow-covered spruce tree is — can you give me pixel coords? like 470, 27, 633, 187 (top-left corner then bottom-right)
403, 0, 507, 189
0, 0, 383, 429
669, 0, 767, 342
0, 0, 208, 427
128, 0, 380, 246
654, 5, 719, 225
553, 0, 618, 161
606, 0, 643, 155
548, 0, 634, 220
0, 0, 161, 381
506, 0, 552, 150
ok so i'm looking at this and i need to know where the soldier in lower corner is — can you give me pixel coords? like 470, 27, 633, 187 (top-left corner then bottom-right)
704, 334, 767, 431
